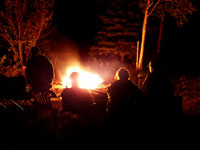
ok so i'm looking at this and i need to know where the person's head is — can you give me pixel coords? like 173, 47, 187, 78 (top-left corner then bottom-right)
116, 68, 130, 81
31, 47, 40, 56
148, 56, 161, 73
70, 72, 80, 88
148, 61, 153, 73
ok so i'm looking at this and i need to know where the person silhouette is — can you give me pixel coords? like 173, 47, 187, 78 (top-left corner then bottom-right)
107, 68, 144, 123
142, 56, 175, 119
25, 47, 54, 91
26, 47, 56, 135
61, 72, 93, 115
142, 57, 174, 98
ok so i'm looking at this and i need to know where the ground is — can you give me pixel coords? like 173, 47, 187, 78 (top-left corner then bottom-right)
1, 75, 200, 149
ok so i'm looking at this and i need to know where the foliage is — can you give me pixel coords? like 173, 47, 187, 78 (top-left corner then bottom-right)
137, 0, 196, 70
90, 0, 142, 63
0, 0, 54, 66
173, 75, 200, 115
0, 65, 25, 76
139, 0, 196, 26
0, 54, 6, 67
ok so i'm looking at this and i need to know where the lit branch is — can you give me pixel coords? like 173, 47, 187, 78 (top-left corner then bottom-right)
148, 0, 161, 17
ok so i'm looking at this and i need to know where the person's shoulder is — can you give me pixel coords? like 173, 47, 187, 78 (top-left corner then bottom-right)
127, 80, 134, 84
27, 56, 36, 63
37, 55, 53, 66
62, 88, 72, 94
79, 88, 90, 95
127, 80, 143, 91
37, 55, 50, 62
109, 80, 121, 88
41, 55, 49, 60
26, 56, 38, 68
30, 55, 48, 61
125, 80, 135, 87
27, 55, 43, 63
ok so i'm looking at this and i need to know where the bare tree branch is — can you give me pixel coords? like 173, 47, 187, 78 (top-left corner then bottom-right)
148, 0, 161, 17
0, 0, 54, 66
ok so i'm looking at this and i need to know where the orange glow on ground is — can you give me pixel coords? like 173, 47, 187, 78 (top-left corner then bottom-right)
62, 66, 103, 89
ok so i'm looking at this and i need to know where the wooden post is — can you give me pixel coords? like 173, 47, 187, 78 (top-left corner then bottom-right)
136, 40, 140, 69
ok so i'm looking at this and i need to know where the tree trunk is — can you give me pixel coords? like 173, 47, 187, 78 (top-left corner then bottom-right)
137, 0, 150, 71
18, 42, 23, 67
157, 13, 165, 55
120, 53, 126, 62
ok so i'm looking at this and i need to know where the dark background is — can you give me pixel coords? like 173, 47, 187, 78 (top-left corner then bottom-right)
53, 0, 200, 76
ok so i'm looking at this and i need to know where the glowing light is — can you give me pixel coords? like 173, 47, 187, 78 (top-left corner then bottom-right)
62, 66, 103, 89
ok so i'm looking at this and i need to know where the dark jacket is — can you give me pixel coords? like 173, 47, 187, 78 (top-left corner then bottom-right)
108, 79, 144, 113
61, 87, 93, 114
25, 55, 54, 90
142, 71, 174, 98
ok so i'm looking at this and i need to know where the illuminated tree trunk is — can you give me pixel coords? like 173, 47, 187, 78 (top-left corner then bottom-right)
157, 13, 165, 55
18, 42, 24, 67
137, 0, 150, 71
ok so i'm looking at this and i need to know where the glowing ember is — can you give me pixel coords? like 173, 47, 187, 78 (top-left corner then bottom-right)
62, 66, 103, 89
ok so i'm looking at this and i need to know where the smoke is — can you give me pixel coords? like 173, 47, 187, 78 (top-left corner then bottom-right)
39, 32, 81, 81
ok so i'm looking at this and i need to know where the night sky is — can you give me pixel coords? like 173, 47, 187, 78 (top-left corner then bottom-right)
54, 0, 101, 46
53, 0, 200, 76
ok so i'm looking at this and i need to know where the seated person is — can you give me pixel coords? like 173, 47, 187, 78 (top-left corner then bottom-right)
26, 47, 55, 110
61, 72, 93, 115
25, 47, 54, 91
107, 68, 144, 122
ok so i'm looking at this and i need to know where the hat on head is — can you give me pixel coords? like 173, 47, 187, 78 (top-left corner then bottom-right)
149, 56, 161, 70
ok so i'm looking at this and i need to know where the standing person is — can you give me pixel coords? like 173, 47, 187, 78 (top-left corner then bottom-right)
142, 57, 174, 98
107, 68, 144, 123
142, 56, 175, 119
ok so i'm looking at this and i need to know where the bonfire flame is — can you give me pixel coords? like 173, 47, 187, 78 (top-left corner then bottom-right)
62, 66, 103, 89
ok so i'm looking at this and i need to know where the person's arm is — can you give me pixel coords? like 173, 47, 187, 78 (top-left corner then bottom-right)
141, 74, 150, 95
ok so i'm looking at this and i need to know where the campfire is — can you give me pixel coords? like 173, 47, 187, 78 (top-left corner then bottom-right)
62, 66, 103, 89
